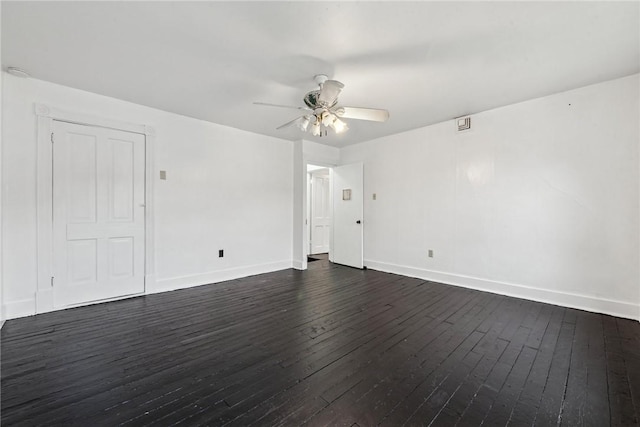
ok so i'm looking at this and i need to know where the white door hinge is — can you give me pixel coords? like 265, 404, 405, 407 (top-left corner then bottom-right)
51, 277, 54, 287
51, 132, 54, 143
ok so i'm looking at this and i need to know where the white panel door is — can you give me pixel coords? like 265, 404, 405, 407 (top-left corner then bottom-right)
332, 163, 363, 268
53, 121, 145, 308
310, 171, 331, 254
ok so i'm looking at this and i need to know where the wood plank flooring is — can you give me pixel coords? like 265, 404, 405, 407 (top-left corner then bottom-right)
2, 259, 639, 426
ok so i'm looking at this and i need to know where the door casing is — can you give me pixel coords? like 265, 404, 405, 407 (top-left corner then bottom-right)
309, 169, 331, 255
35, 104, 155, 314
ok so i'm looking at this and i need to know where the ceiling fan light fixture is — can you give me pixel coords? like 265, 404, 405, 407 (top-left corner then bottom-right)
331, 118, 348, 134
318, 80, 344, 107
311, 120, 321, 136
299, 115, 311, 131
321, 111, 335, 127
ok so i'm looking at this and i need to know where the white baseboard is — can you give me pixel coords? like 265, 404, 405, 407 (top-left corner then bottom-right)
365, 260, 640, 322
292, 259, 304, 270
5, 261, 292, 320
8, 260, 636, 322
3, 297, 36, 320
150, 260, 293, 294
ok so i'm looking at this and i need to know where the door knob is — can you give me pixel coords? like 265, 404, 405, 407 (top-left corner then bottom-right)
356, 220, 361, 224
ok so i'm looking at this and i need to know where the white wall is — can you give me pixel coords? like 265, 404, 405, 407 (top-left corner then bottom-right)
2, 74, 293, 318
341, 74, 640, 320
3, 71, 638, 321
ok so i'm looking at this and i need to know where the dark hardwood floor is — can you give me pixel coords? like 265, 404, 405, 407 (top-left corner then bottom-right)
2, 259, 639, 426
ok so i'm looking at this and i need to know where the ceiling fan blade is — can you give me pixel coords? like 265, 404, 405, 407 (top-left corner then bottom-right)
276, 115, 308, 130
319, 80, 344, 106
335, 106, 390, 122
254, 102, 312, 111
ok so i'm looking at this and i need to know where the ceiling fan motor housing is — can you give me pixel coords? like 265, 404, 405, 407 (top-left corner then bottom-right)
303, 90, 340, 109
303, 90, 322, 109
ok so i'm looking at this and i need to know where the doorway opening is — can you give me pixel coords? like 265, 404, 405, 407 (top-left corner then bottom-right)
307, 164, 332, 263
302, 162, 364, 270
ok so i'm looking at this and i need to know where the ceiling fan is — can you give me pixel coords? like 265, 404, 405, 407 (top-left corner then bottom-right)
254, 74, 389, 137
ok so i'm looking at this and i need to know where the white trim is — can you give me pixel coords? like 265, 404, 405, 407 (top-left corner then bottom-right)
365, 259, 640, 321
3, 298, 36, 320
35, 104, 155, 313
8, 259, 290, 318
292, 259, 304, 270
36, 114, 54, 313
149, 260, 292, 294
35, 104, 146, 135
143, 125, 156, 291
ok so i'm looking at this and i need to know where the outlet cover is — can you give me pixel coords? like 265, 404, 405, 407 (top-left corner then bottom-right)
219, 249, 224, 258
159, 170, 167, 180
428, 249, 434, 258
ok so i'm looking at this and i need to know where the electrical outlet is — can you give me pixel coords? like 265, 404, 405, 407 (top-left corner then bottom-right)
428, 249, 434, 258
159, 170, 167, 180
219, 249, 224, 258
373, 193, 377, 200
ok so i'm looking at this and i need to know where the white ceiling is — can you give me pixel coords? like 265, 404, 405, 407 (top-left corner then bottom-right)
2, 1, 639, 147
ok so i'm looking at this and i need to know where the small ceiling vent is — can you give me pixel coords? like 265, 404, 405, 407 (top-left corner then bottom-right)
456, 116, 471, 132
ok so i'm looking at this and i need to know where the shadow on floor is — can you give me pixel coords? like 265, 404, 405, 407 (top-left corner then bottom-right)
307, 253, 328, 262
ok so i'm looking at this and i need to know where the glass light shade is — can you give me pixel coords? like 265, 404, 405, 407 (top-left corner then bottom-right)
311, 120, 321, 136
299, 116, 311, 131
331, 118, 348, 134
321, 111, 334, 127
318, 80, 344, 106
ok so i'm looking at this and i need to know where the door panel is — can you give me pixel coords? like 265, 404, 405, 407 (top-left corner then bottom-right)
310, 171, 331, 254
332, 163, 364, 268
108, 237, 135, 278
110, 138, 135, 221
67, 133, 98, 223
67, 239, 97, 283
53, 121, 145, 308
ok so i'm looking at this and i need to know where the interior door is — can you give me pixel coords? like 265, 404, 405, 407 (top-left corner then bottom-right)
310, 170, 331, 254
332, 163, 363, 268
52, 120, 146, 308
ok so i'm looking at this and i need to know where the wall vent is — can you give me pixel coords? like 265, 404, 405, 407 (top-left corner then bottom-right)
456, 116, 471, 132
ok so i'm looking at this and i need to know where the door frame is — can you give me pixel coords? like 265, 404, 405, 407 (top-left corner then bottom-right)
308, 166, 331, 256
35, 104, 155, 314
299, 160, 335, 270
